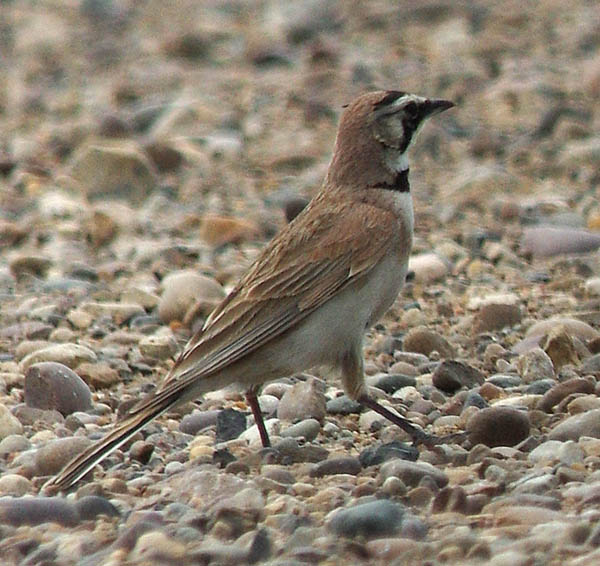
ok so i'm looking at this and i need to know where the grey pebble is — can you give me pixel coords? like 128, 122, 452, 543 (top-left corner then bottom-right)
463, 391, 488, 410
280, 418, 321, 441
487, 374, 522, 388
525, 379, 556, 395
521, 226, 600, 258
216, 408, 247, 442
74, 495, 120, 520
70, 142, 158, 205
274, 437, 329, 463
370, 373, 416, 393
34, 437, 92, 476
179, 409, 219, 435
549, 408, 600, 441
380, 459, 449, 488
0, 496, 79, 527
326, 395, 362, 415
328, 499, 405, 538
158, 270, 224, 325
310, 457, 361, 477
359, 441, 419, 467
517, 347, 555, 382
581, 353, 600, 374
13, 405, 64, 427
0, 434, 31, 457
24, 361, 92, 416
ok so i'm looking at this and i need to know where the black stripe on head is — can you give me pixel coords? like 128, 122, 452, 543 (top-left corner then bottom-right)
374, 90, 406, 110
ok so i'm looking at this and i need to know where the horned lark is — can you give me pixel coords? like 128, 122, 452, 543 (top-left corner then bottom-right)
48, 90, 454, 492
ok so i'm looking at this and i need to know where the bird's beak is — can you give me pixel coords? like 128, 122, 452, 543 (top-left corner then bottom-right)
422, 99, 455, 118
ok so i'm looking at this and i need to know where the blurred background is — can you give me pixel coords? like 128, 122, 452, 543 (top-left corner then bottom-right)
0, 0, 598, 302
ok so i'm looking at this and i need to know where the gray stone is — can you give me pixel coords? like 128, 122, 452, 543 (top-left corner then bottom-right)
371, 373, 417, 393
517, 348, 555, 383
380, 459, 449, 488
180, 410, 219, 435
75, 495, 120, 520
310, 457, 361, 477
24, 362, 92, 416
549, 409, 600, 441
280, 418, 321, 441
216, 408, 247, 442
359, 441, 419, 467
326, 395, 362, 415
70, 141, 158, 204
328, 500, 405, 538
0, 496, 79, 527
19, 343, 97, 372
521, 227, 600, 258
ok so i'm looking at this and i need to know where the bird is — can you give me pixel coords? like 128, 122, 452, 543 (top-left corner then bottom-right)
47, 90, 455, 492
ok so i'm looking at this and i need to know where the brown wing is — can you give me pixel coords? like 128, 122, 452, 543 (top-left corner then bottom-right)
133, 196, 401, 413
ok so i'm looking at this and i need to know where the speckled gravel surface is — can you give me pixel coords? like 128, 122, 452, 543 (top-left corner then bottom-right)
1, 1, 600, 565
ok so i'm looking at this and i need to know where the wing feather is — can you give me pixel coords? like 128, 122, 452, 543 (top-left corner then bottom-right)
134, 198, 398, 413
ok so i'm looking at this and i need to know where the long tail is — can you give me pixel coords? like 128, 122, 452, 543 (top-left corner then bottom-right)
43, 404, 169, 494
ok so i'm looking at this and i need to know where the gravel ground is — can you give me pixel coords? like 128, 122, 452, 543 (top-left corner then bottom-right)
0, 1, 600, 564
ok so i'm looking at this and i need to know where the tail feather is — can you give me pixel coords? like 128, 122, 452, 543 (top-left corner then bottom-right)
44, 404, 168, 493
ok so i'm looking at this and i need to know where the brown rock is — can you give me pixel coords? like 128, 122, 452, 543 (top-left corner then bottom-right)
199, 214, 262, 247
70, 142, 158, 204
77, 362, 121, 389
473, 303, 521, 334
403, 327, 455, 358
10, 255, 52, 280
34, 437, 93, 476
158, 270, 225, 325
467, 407, 530, 447
143, 141, 183, 172
542, 326, 580, 369
278, 378, 326, 422
538, 378, 595, 413
84, 209, 119, 248
432, 360, 485, 393
0, 220, 27, 248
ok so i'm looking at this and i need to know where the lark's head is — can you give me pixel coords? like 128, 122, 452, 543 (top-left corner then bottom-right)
327, 90, 454, 188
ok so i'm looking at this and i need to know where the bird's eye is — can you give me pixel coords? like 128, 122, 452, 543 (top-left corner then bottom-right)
404, 102, 418, 117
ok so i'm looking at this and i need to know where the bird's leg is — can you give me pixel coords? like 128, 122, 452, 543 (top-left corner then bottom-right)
341, 347, 438, 446
245, 387, 271, 448
358, 394, 434, 445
